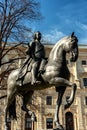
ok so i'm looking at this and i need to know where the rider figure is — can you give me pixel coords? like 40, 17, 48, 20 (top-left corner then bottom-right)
30, 31, 45, 85
17, 31, 45, 86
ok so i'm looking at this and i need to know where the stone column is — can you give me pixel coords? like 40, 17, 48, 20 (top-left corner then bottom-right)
77, 96, 84, 130
37, 97, 42, 130
74, 113, 79, 130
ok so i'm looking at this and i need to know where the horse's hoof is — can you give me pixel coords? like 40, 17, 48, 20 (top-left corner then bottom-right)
64, 99, 72, 109
64, 103, 69, 109
5, 126, 9, 130
54, 123, 64, 130
53, 125, 64, 130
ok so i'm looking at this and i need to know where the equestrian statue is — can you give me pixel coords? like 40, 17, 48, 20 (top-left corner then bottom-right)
5, 32, 78, 130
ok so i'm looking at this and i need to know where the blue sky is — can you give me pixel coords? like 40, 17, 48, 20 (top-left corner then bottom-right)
31, 0, 87, 44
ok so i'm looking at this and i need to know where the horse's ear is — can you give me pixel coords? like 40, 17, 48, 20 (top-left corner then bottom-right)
71, 32, 74, 37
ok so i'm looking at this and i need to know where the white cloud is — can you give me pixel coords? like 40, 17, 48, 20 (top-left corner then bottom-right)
42, 28, 65, 44
70, 21, 87, 44
75, 21, 87, 31
81, 23, 87, 30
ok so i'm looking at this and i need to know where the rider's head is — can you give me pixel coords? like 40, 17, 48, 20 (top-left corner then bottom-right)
33, 31, 42, 41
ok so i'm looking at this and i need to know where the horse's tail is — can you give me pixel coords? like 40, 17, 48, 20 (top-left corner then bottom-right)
8, 98, 16, 120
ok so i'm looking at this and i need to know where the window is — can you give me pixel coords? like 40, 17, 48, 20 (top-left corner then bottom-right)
85, 97, 87, 105
25, 114, 32, 130
46, 96, 52, 105
83, 78, 87, 87
65, 112, 74, 130
46, 118, 53, 129
82, 60, 86, 65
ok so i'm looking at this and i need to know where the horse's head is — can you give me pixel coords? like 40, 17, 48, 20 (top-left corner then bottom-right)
64, 32, 78, 62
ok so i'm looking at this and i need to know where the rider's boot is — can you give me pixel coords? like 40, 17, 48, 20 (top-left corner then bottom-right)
32, 80, 41, 85
31, 77, 41, 85
39, 59, 47, 74
31, 68, 41, 85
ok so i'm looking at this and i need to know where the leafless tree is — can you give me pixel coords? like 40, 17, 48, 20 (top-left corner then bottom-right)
0, 0, 42, 67
0, 0, 42, 89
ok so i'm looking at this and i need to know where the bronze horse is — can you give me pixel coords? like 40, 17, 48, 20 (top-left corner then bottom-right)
5, 32, 78, 130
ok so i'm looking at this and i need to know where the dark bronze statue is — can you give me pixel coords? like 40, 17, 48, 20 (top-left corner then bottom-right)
29, 31, 46, 85
17, 31, 46, 86
4, 32, 78, 130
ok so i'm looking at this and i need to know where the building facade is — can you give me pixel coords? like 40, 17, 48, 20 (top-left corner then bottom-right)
0, 44, 87, 130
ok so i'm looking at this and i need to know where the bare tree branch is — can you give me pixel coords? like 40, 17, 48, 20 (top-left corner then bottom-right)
0, 0, 42, 89
0, 0, 42, 67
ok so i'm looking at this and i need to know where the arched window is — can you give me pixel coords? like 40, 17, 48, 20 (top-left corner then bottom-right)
25, 114, 32, 130
65, 112, 74, 130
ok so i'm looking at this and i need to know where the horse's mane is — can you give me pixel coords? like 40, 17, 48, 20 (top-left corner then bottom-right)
49, 36, 70, 60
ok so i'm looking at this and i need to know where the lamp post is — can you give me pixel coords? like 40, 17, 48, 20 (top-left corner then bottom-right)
31, 113, 36, 130
32, 121, 34, 130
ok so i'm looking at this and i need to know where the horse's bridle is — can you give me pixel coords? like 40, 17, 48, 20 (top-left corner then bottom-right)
70, 42, 78, 62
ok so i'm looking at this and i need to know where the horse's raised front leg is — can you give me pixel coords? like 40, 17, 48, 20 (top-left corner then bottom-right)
64, 83, 77, 109
21, 91, 36, 121
54, 87, 66, 130
50, 77, 77, 109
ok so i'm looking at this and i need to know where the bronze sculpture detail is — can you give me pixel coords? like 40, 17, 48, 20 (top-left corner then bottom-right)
4, 32, 78, 130
16, 31, 46, 86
